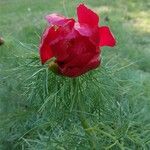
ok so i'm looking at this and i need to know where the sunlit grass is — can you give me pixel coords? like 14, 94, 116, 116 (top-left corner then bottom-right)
124, 10, 150, 34
132, 11, 150, 33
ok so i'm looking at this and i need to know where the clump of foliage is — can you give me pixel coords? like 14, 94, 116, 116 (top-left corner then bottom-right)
0, 0, 150, 149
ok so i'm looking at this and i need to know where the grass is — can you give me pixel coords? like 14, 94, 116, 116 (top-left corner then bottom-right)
0, 0, 150, 149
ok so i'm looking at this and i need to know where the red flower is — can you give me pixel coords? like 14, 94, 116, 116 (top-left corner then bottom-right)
39, 4, 116, 77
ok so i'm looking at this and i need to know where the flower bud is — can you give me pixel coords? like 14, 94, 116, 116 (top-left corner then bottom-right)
0, 37, 4, 46
48, 61, 59, 74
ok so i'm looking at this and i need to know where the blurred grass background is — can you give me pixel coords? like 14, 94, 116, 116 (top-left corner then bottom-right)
0, 0, 150, 149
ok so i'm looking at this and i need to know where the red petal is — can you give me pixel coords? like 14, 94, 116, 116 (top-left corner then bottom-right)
74, 23, 100, 46
45, 13, 69, 26
59, 19, 76, 40
49, 19, 76, 45
74, 22, 93, 36
51, 40, 70, 62
57, 36, 100, 77
99, 26, 116, 47
39, 27, 54, 64
77, 4, 99, 27
40, 19, 77, 64
89, 27, 100, 46
59, 53, 100, 77
81, 53, 100, 75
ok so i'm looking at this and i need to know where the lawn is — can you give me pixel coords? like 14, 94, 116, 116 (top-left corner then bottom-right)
0, 0, 150, 149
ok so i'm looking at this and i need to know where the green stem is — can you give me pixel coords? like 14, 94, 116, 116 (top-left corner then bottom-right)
78, 104, 97, 149
73, 79, 97, 150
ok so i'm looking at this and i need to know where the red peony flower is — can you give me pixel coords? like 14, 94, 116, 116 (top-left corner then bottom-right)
39, 4, 116, 77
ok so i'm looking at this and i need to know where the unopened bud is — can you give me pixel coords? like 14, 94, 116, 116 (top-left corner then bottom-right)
48, 62, 59, 74
0, 37, 4, 45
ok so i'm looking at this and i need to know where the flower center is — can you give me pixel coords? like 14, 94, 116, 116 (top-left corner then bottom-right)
53, 25, 59, 31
